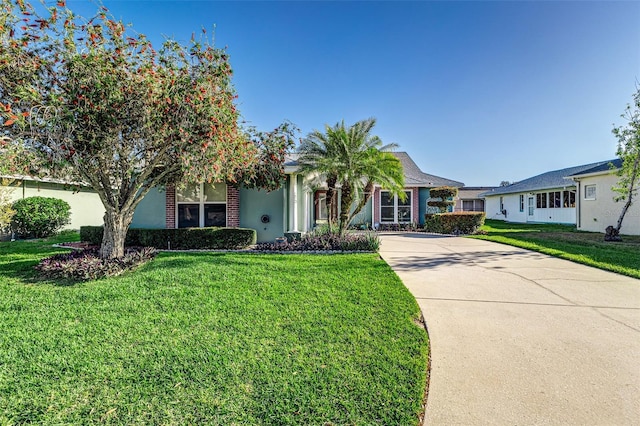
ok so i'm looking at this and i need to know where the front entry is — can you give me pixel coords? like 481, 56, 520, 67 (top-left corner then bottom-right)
527, 196, 534, 220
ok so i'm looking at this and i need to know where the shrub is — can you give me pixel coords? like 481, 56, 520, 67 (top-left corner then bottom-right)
0, 183, 15, 233
255, 229, 380, 252
80, 226, 257, 250
12, 196, 71, 238
36, 247, 157, 281
427, 186, 458, 213
424, 212, 486, 235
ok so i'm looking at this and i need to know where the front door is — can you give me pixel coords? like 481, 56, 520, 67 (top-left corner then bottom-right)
528, 196, 534, 219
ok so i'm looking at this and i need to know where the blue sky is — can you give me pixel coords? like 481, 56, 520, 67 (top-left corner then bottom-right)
71, 0, 639, 186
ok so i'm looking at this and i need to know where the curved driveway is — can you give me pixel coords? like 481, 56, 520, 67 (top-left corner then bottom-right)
379, 233, 640, 425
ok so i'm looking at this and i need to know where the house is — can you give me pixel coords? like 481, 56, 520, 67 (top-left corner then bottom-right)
454, 187, 496, 213
480, 160, 617, 225
1, 175, 105, 230
569, 159, 640, 235
131, 151, 464, 242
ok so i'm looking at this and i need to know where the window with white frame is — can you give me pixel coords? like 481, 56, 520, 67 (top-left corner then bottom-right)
536, 193, 547, 208
563, 190, 576, 207
549, 191, 561, 209
519, 194, 524, 212
499, 196, 504, 212
584, 185, 596, 200
176, 183, 226, 228
381, 190, 412, 223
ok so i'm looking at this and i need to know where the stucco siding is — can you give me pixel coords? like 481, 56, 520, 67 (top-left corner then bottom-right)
486, 190, 576, 225
4, 180, 104, 230
577, 174, 640, 235
418, 188, 430, 224
131, 187, 166, 229
240, 187, 285, 243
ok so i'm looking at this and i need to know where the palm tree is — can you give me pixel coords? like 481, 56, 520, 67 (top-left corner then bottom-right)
298, 118, 405, 234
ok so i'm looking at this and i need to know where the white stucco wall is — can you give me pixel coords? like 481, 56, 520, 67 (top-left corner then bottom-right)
485, 189, 576, 225
576, 173, 640, 235
3, 179, 104, 230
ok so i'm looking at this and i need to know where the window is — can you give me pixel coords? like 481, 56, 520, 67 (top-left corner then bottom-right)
563, 190, 576, 208
499, 196, 504, 212
549, 191, 561, 208
381, 190, 412, 223
316, 192, 328, 221
176, 183, 226, 228
519, 194, 524, 212
536, 193, 547, 208
462, 200, 484, 212
585, 185, 596, 200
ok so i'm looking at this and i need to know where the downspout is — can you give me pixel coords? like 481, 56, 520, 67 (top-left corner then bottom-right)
575, 179, 581, 229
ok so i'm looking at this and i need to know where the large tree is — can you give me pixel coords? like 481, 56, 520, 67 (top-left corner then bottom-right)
298, 118, 404, 234
0, 0, 295, 258
610, 87, 640, 236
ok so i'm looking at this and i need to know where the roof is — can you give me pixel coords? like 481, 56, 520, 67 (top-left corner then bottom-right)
459, 187, 497, 199
479, 160, 617, 197
285, 150, 464, 187
569, 158, 622, 178
391, 152, 464, 187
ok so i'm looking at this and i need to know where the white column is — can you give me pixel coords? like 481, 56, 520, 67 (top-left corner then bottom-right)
303, 190, 309, 232
289, 174, 298, 232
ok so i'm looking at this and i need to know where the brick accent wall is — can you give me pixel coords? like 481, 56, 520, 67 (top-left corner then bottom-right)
373, 187, 381, 224
226, 185, 239, 227
411, 188, 420, 224
165, 184, 175, 228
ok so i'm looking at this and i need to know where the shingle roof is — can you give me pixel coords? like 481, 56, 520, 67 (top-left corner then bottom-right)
479, 160, 617, 197
569, 158, 622, 177
392, 152, 464, 187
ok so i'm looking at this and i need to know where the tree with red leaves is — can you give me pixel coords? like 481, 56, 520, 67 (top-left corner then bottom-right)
0, 0, 296, 258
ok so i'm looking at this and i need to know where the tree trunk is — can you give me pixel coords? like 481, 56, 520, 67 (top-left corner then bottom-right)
345, 180, 374, 230
326, 174, 337, 231
99, 209, 134, 259
614, 154, 639, 233
338, 180, 353, 235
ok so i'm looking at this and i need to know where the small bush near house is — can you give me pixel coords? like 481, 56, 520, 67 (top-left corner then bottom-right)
80, 226, 257, 250
424, 212, 486, 234
36, 247, 157, 281
256, 228, 380, 252
0, 185, 15, 234
12, 196, 71, 238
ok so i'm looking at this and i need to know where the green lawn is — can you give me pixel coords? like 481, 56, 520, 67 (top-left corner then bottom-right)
470, 220, 640, 279
0, 235, 428, 425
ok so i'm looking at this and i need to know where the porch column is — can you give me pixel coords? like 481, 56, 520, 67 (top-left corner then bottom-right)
303, 189, 309, 232
373, 187, 381, 226
289, 174, 298, 232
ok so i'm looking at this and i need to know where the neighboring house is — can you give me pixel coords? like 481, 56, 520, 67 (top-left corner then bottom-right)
479, 160, 617, 225
569, 159, 640, 235
131, 151, 464, 242
1, 175, 105, 230
454, 187, 496, 213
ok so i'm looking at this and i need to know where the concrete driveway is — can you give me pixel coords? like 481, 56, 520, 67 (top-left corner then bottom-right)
379, 233, 640, 425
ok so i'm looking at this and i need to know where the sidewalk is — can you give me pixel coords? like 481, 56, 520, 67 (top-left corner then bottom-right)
379, 233, 640, 425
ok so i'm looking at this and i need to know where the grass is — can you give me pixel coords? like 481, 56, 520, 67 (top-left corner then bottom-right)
0, 233, 428, 425
469, 220, 640, 279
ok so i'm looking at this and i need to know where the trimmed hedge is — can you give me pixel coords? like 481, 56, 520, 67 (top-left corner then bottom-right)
80, 226, 257, 250
424, 212, 486, 235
